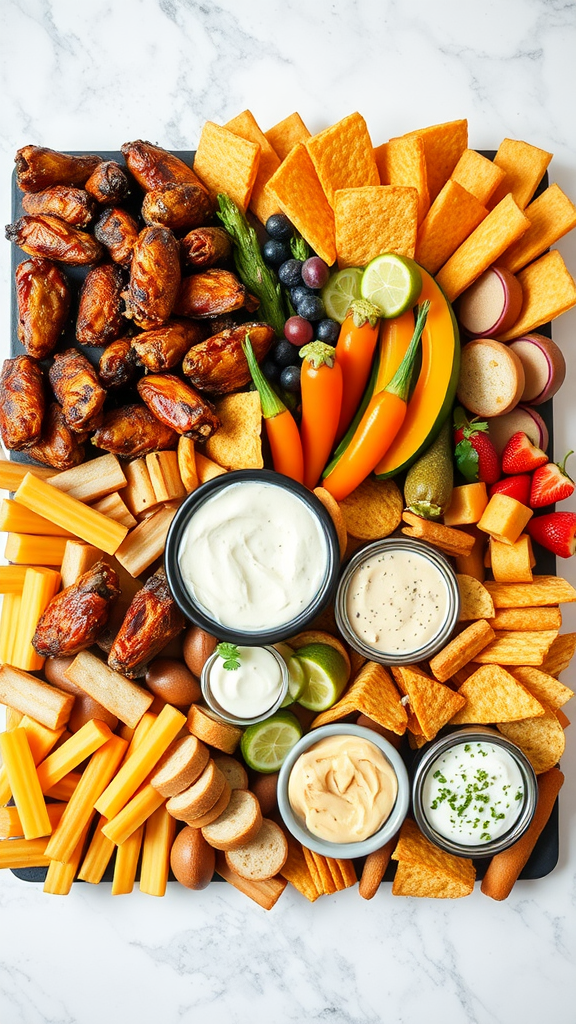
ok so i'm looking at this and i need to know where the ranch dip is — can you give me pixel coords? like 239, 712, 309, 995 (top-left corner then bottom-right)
207, 645, 284, 720
178, 480, 328, 630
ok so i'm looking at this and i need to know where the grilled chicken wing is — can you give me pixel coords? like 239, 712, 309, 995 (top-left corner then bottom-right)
182, 322, 274, 394
32, 560, 120, 658
181, 226, 232, 269
99, 339, 137, 390
174, 269, 246, 318
49, 349, 106, 433
123, 226, 181, 330
85, 161, 130, 205
14, 146, 102, 193
0, 355, 45, 450
28, 402, 86, 470
137, 374, 220, 440
6, 215, 104, 265
21, 186, 96, 228
15, 257, 71, 360
92, 404, 178, 457
141, 182, 214, 233
131, 319, 204, 372
120, 140, 207, 193
76, 263, 125, 347
108, 567, 185, 677
94, 207, 139, 267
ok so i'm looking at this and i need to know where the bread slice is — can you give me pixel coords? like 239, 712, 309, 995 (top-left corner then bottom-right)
202, 790, 263, 851
224, 818, 288, 881
182, 780, 232, 828
216, 851, 287, 910
456, 338, 525, 417
150, 735, 209, 798
166, 759, 226, 821
212, 754, 248, 791
187, 704, 242, 754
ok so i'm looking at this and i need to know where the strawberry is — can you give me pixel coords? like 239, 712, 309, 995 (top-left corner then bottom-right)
453, 407, 501, 485
489, 473, 531, 505
530, 451, 575, 508
527, 511, 576, 558
502, 431, 548, 474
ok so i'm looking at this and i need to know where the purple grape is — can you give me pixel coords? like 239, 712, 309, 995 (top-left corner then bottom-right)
284, 316, 314, 347
301, 256, 330, 290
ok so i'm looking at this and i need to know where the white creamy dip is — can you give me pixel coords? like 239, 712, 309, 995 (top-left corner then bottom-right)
208, 645, 284, 719
422, 741, 525, 845
178, 481, 328, 630
345, 548, 449, 655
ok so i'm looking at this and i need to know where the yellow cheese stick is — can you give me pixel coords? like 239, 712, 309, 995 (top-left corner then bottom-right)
45, 771, 82, 802
0, 499, 74, 536
95, 705, 186, 820
102, 783, 165, 846
4, 533, 68, 565
0, 802, 66, 839
14, 473, 128, 556
45, 735, 128, 864
43, 819, 93, 895
111, 825, 144, 895
122, 712, 157, 761
77, 816, 116, 884
0, 836, 51, 869
11, 567, 61, 671
140, 804, 176, 897
0, 716, 64, 805
0, 729, 52, 839
0, 566, 28, 594
0, 592, 22, 664
36, 720, 113, 794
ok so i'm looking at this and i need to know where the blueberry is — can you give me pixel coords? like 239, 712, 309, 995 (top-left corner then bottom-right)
316, 318, 340, 343
296, 293, 325, 321
280, 364, 301, 392
265, 213, 293, 240
261, 357, 282, 384
278, 259, 303, 287
290, 284, 313, 306
272, 339, 297, 368
262, 239, 291, 266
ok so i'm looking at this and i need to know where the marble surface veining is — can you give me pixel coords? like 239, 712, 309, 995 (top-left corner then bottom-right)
1, 1, 576, 1022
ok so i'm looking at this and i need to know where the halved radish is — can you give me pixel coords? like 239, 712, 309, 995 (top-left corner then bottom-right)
487, 404, 549, 456
509, 333, 566, 405
457, 267, 523, 338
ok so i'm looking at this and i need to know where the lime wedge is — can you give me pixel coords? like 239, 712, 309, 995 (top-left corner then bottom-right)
275, 643, 306, 706
360, 254, 422, 318
321, 266, 363, 323
295, 643, 349, 712
240, 711, 303, 773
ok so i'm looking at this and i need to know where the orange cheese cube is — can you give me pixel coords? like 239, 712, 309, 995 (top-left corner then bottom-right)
477, 493, 533, 545
444, 482, 488, 526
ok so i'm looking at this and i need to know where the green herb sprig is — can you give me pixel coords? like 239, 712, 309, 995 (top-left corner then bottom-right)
216, 642, 241, 671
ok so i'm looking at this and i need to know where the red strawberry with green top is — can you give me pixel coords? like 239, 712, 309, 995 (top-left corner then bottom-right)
489, 473, 531, 505
502, 431, 548, 474
530, 451, 575, 508
453, 407, 501, 485
527, 511, 576, 558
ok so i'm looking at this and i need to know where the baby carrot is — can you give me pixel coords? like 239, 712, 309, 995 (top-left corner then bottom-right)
299, 342, 343, 490
243, 335, 304, 484
334, 300, 380, 442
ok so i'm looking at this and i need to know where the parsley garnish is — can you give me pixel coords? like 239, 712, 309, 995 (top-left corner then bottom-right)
216, 642, 241, 671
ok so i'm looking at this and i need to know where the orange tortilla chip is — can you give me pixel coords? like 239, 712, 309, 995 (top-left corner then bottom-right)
337, 858, 357, 888
301, 846, 324, 894
429, 620, 495, 683
541, 633, 576, 677
472, 630, 558, 667
498, 707, 565, 774
193, 121, 260, 211
265, 112, 310, 162
306, 112, 380, 207
510, 667, 574, 711
401, 512, 475, 557
391, 665, 465, 742
310, 851, 336, 895
497, 184, 576, 275
225, 109, 282, 225
415, 180, 487, 274
450, 664, 545, 724
495, 250, 576, 342
435, 193, 530, 302
450, 148, 506, 205
391, 819, 475, 898
311, 661, 408, 735
279, 835, 320, 902
203, 392, 263, 471
404, 119, 468, 201
334, 186, 418, 268
374, 141, 389, 184
457, 574, 495, 620
489, 138, 552, 210
376, 135, 430, 223
267, 144, 336, 266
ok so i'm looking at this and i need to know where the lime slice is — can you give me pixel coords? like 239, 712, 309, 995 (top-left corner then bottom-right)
321, 266, 363, 323
360, 254, 422, 318
275, 643, 306, 706
295, 643, 349, 712
240, 711, 303, 773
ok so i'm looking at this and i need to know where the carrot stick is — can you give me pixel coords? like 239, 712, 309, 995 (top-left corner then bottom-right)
0, 836, 51, 870
45, 771, 82, 802
36, 720, 113, 794
0, 729, 52, 840
112, 825, 144, 895
77, 816, 116, 884
0, 802, 66, 840
140, 804, 176, 896
243, 334, 304, 483
299, 342, 343, 489
44, 820, 92, 895
334, 300, 380, 441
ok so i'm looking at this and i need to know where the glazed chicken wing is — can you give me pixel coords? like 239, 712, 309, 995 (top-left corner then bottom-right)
120, 140, 207, 193
15, 257, 71, 360
181, 226, 232, 269
142, 182, 214, 233
94, 207, 139, 267
0, 355, 45, 450
85, 161, 130, 205
28, 402, 86, 470
108, 567, 185, 677
174, 269, 246, 319
123, 226, 181, 330
182, 322, 274, 393
99, 339, 137, 390
131, 319, 204, 372
49, 348, 106, 433
21, 186, 96, 228
6, 215, 104, 265
137, 374, 220, 441
14, 146, 102, 192
76, 263, 125, 347
32, 560, 120, 658
92, 404, 178, 457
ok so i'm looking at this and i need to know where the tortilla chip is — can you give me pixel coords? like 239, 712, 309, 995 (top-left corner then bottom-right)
449, 664, 545, 724
450, 148, 506, 205
391, 665, 465, 741
435, 193, 530, 302
195, 452, 227, 483
193, 121, 260, 211
556, 708, 570, 729
325, 857, 345, 891
429, 620, 496, 683
496, 250, 576, 342
280, 835, 320, 902
376, 135, 430, 223
541, 633, 576, 677
510, 666, 574, 711
457, 574, 495, 621
267, 144, 336, 266
404, 119, 468, 201
498, 707, 565, 773
391, 819, 475, 898
334, 185, 419, 268
301, 846, 324, 894
402, 512, 475, 557
265, 112, 311, 161
225, 109, 282, 225
484, 576, 576, 608
338, 475, 403, 540
306, 112, 380, 207
310, 851, 336, 894
415, 179, 487, 275
311, 661, 408, 735
489, 138, 552, 210
337, 858, 357, 888
373, 141, 389, 184
497, 184, 576, 275
203, 392, 262, 470
488, 606, 562, 632
472, 630, 558, 667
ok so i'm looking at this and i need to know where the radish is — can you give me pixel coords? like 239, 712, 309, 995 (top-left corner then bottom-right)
509, 333, 566, 405
487, 404, 549, 456
457, 267, 523, 338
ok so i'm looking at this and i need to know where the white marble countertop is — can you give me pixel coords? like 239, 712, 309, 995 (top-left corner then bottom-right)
1, 1, 576, 1022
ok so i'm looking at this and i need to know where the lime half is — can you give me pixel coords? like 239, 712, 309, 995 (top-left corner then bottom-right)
321, 266, 363, 323
240, 711, 303, 773
360, 254, 422, 318
296, 643, 349, 712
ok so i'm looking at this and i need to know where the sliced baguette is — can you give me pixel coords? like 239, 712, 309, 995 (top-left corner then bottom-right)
187, 704, 242, 754
224, 818, 288, 881
215, 851, 287, 910
212, 754, 249, 791
182, 780, 232, 828
150, 735, 210, 798
456, 338, 525, 417
202, 790, 263, 851
166, 759, 226, 821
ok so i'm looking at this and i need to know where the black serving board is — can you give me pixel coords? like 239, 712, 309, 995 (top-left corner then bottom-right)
6, 151, 559, 888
